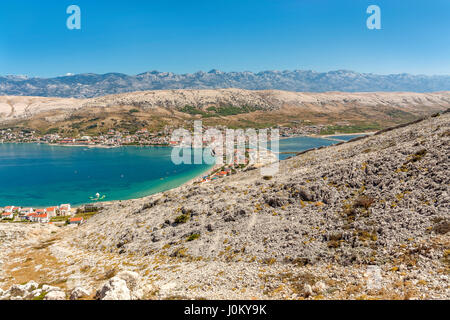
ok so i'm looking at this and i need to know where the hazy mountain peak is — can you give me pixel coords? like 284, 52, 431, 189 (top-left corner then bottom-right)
1, 69, 449, 98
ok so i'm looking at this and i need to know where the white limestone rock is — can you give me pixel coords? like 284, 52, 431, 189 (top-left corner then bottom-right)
42, 285, 61, 293
70, 287, 91, 300
96, 277, 131, 300
9, 284, 28, 297
23, 281, 39, 292
44, 290, 66, 300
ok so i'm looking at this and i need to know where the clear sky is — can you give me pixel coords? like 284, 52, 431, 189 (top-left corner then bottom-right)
0, 0, 449, 77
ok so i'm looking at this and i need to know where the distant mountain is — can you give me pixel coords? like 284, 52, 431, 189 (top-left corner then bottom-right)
1, 70, 450, 98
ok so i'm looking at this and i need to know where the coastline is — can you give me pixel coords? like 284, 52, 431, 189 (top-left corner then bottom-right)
317, 131, 376, 138
0, 133, 370, 209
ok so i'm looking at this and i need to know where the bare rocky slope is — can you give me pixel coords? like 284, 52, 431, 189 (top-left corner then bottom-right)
76, 111, 449, 267
1, 111, 448, 300
1, 90, 449, 133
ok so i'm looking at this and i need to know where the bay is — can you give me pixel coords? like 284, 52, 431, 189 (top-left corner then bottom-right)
0, 144, 212, 207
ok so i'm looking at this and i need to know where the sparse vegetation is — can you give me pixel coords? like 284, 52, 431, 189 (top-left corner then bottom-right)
174, 214, 190, 224
32, 291, 48, 300
353, 196, 375, 209
320, 123, 382, 135
187, 233, 200, 241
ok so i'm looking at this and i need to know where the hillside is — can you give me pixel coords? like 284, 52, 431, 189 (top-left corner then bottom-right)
1, 89, 449, 135
1, 70, 450, 98
1, 111, 448, 300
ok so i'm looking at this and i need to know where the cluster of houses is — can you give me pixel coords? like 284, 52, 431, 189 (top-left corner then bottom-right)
0, 204, 80, 224
276, 124, 325, 137
0, 127, 175, 147
199, 168, 233, 183
1, 123, 328, 147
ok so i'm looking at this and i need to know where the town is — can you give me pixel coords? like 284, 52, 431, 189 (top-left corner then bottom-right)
0, 204, 89, 225
0, 123, 325, 147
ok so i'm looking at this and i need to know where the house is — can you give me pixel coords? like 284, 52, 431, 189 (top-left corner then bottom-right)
18, 208, 33, 220
36, 214, 49, 223
35, 209, 45, 216
3, 206, 14, 213
28, 213, 49, 223
45, 207, 59, 217
69, 217, 83, 225
1, 212, 14, 220
26, 212, 37, 221
59, 204, 71, 216
12, 206, 21, 213
19, 208, 34, 216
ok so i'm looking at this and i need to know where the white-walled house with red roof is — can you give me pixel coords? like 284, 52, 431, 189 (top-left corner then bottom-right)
1, 212, 14, 220
3, 206, 14, 213
45, 207, 59, 217
59, 204, 72, 216
36, 214, 49, 223
69, 217, 84, 225
26, 212, 37, 221
27, 212, 49, 223
20, 208, 34, 215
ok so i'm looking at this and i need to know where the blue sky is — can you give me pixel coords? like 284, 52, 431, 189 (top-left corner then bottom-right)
0, 0, 449, 77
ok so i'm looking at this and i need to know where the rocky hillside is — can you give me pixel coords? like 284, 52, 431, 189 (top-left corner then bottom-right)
2, 70, 450, 98
76, 112, 449, 266
1, 90, 449, 135
1, 111, 448, 300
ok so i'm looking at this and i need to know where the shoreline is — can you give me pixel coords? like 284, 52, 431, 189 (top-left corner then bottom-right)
316, 131, 376, 138
0, 133, 371, 209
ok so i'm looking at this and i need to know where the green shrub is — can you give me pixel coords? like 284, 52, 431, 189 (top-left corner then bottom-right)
32, 291, 48, 300
187, 233, 200, 241
174, 214, 189, 224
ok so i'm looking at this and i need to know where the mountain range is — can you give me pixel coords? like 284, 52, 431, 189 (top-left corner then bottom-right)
1, 70, 450, 98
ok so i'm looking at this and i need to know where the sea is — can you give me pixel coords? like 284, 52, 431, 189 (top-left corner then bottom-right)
0, 134, 365, 207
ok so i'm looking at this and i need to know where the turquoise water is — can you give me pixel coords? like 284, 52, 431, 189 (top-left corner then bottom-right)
0, 134, 367, 207
0, 144, 212, 207
327, 134, 366, 141
274, 134, 367, 160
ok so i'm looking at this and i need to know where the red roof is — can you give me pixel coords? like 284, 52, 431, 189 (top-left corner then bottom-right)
70, 217, 83, 222
2, 212, 12, 216
37, 214, 48, 218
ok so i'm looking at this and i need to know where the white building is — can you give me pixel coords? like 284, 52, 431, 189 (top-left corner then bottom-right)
59, 204, 71, 216
1, 212, 14, 220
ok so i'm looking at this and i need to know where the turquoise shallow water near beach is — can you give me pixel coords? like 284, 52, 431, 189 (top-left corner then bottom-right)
0, 144, 212, 207
0, 134, 366, 207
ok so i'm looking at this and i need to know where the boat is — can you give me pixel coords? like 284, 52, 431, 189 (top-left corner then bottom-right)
90, 192, 106, 201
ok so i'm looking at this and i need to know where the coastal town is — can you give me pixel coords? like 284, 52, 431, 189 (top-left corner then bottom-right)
0, 204, 88, 225
0, 123, 325, 147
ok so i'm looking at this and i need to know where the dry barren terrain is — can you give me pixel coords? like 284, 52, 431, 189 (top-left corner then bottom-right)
1, 89, 449, 135
1, 111, 448, 300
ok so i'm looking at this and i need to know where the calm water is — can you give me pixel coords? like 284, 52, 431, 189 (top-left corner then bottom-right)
274, 134, 366, 160
0, 134, 366, 207
327, 134, 366, 141
0, 144, 212, 207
